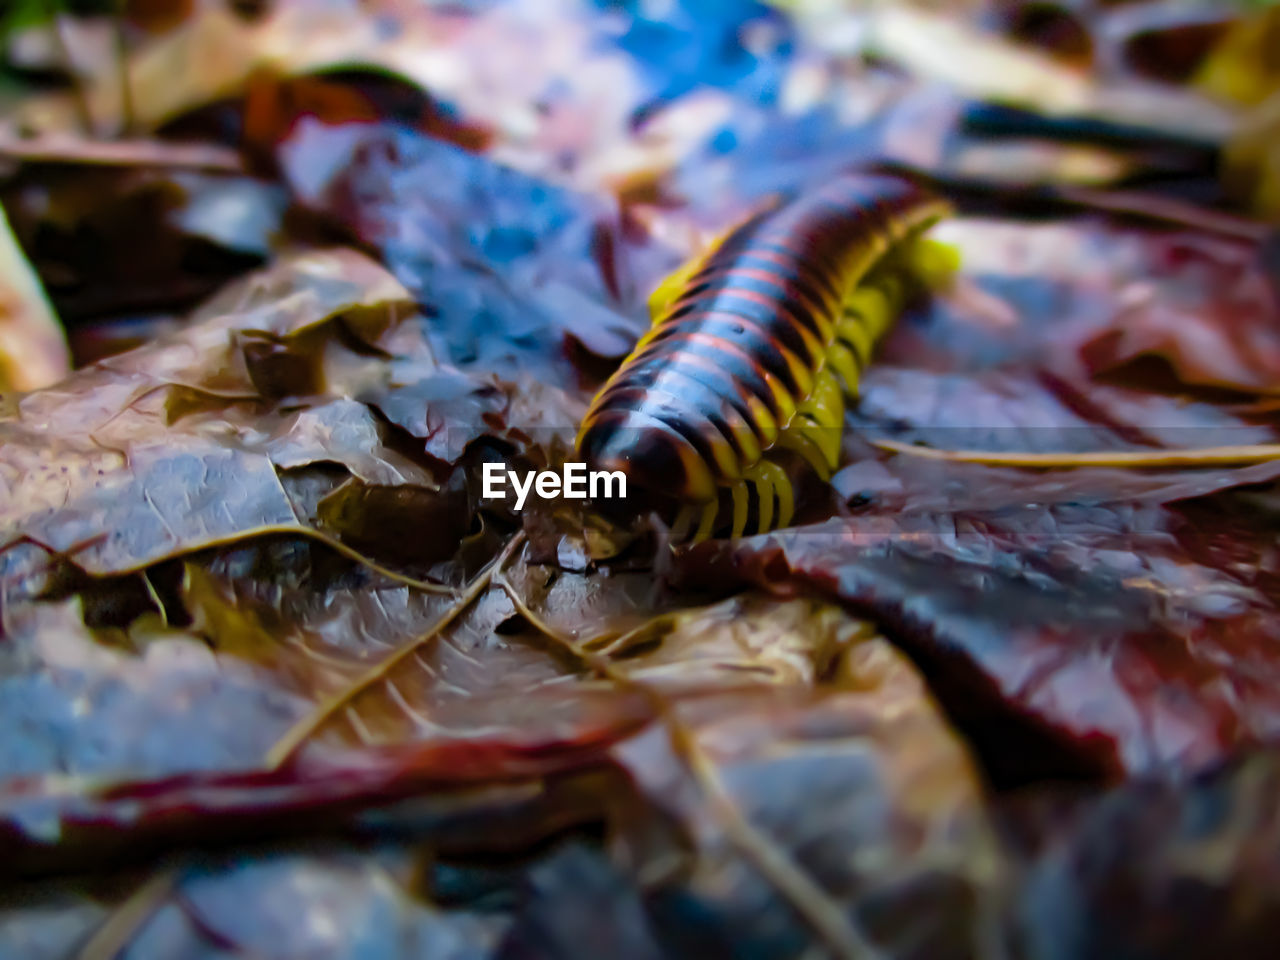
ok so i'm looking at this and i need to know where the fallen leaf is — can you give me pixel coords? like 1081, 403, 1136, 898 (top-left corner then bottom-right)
1009, 747, 1280, 959
0, 247, 468, 578
285, 126, 648, 380
603, 597, 1003, 958
678, 498, 1280, 781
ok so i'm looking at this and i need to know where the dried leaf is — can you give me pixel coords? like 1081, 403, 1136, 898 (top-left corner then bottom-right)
1, 166, 287, 322
0, 247, 474, 578
1010, 747, 1280, 959
280, 126, 649, 380
678, 499, 1280, 780
604, 599, 1003, 958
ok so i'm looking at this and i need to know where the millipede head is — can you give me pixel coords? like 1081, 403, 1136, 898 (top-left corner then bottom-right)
576, 409, 719, 506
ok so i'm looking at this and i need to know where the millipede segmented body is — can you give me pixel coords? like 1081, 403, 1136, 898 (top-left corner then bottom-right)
576, 173, 951, 540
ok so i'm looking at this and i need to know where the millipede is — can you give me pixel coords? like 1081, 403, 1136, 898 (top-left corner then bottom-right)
575, 172, 954, 541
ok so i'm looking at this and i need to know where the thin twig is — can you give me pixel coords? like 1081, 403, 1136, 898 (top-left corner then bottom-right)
41, 523, 459, 596
493, 563, 883, 960
874, 438, 1280, 469
0, 133, 243, 171
139, 569, 167, 625
586, 619, 652, 657
78, 869, 178, 960
261, 524, 460, 596
263, 531, 526, 770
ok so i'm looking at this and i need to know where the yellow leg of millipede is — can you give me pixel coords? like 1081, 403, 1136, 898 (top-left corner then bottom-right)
703, 429, 744, 482
747, 395, 780, 447
727, 415, 763, 466
777, 423, 832, 480
764, 373, 799, 428
800, 367, 843, 425
799, 417, 838, 472
839, 288, 890, 359
691, 499, 719, 543
826, 342, 861, 397
671, 504, 696, 541
745, 462, 774, 532
786, 379, 843, 478
744, 459, 794, 531
765, 460, 794, 529
907, 237, 962, 288
870, 286, 904, 341
730, 480, 750, 539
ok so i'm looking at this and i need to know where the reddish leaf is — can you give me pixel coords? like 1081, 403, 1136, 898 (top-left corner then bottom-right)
677, 499, 1280, 781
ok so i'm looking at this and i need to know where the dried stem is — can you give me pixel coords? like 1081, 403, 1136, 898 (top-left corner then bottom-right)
875, 438, 1280, 469
253, 523, 460, 596
0, 132, 244, 171
11, 523, 461, 597
78, 869, 178, 960
494, 562, 883, 960
263, 530, 526, 770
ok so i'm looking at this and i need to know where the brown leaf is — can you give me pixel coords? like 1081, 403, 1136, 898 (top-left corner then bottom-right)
602, 597, 1002, 958
1074, 239, 1280, 395
0, 248, 470, 578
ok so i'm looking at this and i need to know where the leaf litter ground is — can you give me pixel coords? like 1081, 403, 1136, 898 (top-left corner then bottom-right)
4, 1, 1280, 958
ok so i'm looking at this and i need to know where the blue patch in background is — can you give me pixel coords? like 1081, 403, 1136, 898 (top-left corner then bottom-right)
589, 0, 795, 111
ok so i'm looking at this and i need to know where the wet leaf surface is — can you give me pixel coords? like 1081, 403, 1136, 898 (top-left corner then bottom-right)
1007, 746, 1280, 960
0, 248, 460, 577
678, 493, 1280, 782
280, 125, 653, 380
